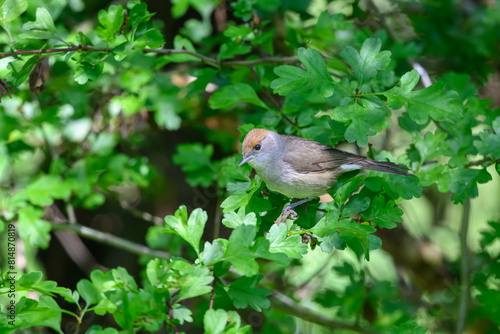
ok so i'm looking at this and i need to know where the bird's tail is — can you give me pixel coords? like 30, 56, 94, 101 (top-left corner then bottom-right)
361, 159, 410, 176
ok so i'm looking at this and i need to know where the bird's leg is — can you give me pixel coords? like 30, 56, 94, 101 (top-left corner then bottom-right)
282, 198, 312, 219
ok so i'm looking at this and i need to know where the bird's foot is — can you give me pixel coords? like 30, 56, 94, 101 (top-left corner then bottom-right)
282, 206, 299, 220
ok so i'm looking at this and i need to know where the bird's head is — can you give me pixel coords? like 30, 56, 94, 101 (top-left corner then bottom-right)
239, 129, 281, 168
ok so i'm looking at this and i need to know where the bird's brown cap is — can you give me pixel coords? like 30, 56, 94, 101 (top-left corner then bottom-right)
241, 129, 269, 157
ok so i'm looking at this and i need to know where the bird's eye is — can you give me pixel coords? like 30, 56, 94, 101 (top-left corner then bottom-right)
254, 144, 261, 150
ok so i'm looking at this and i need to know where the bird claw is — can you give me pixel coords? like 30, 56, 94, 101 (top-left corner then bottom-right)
282, 207, 298, 220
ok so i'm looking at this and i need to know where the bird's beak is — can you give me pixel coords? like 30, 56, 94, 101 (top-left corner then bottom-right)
239, 155, 252, 166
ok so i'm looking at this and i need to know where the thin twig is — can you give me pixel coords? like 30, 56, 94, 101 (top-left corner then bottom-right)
271, 291, 380, 334
456, 197, 471, 334
0, 45, 298, 69
223, 56, 298, 66
209, 277, 216, 310
50, 222, 170, 260
119, 200, 164, 225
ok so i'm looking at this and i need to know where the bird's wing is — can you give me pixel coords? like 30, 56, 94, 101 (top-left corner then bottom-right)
281, 136, 364, 173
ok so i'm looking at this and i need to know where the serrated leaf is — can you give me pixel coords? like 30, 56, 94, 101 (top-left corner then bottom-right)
209, 83, 269, 110
17, 206, 51, 248
331, 100, 388, 147
226, 274, 271, 311
22, 175, 71, 206
222, 210, 257, 228
312, 212, 376, 237
203, 239, 225, 266
204, 309, 228, 334
365, 195, 403, 229
176, 265, 213, 302
96, 5, 124, 41
320, 233, 346, 253
266, 224, 308, 259
164, 206, 207, 255
224, 225, 288, 276
330, 173, 366, 205
341, 195, 370, 217
448, 168, 492, 204
271, 47, 335, 98
340, 38, 391, 85
172, 143, 215, 187
384, 70, 462, 124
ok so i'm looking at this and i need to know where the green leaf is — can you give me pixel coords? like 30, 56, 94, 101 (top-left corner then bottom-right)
77, 279, 100, 305
204, 309, 229, 334
330, 173, 366, 205
96, 5, 124, 41
226, 274, 271, 311
271, 47, 335, 98
312, 212, 376, 237
475, 117, 500, 159
35, 7, 56, 33
154, 106, 182, 130
164, 206, 207, 255
218, 41, 252, 61
330, 99, 389, 147
448, 168, 492, 204
365, 174, 422, 200
319, 233, 346, 253
364, 195, 403, 229
341, 194, 370, 218
162, 35, 200, 62
172, 143, 215, 187
13, 296, 63, 333
203, 309, 251, 334
17, 206, 51, 248
384, 70, 462, 124
221, 210, 257, 229
203, 239, 226, 266
209, 83, 269, 110
340, 38, 391, 85
0, 0, 28, 23
6, 56, 38, 87
22, 175, 71, 206
172, 304, 193, 325
224, 225, 288, 276
266, 224, 308, 259
175, 264, 214, 302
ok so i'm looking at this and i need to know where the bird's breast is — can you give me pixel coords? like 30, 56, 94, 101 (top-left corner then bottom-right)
253, 162, 337, 199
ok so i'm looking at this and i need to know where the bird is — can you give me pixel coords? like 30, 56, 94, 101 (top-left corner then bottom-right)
239, 128, 410, 218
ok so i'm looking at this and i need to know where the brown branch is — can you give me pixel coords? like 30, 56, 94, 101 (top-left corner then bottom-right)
50, 222, 170, 260
0, 45, 298, 69
223, 56, 298, 66
272, 291, 380, 334
456, 198, 471, 334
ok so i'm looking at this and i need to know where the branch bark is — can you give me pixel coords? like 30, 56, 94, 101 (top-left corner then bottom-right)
50, 222, 170, 260
271, 291, 380, 334
456, 197, 471, 334
0, 45, 298, 68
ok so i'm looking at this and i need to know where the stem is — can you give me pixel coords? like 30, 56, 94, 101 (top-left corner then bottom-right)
209, 277, 216, 310
0, 45, 299, 69
271, 291, 380, 334
456, 197, 471, 334
50, 223, 170, 260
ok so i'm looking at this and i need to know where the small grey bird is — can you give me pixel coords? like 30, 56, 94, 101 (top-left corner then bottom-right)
239, 129, 409, 217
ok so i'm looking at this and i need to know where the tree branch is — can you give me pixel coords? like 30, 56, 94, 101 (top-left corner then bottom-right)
0, 45, 298, 68
50, 222, 170, 260
271, 291, 380, 334
456, 197, 471, 334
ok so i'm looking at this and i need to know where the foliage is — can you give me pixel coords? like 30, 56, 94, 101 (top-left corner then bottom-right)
0, 0, 500, 333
